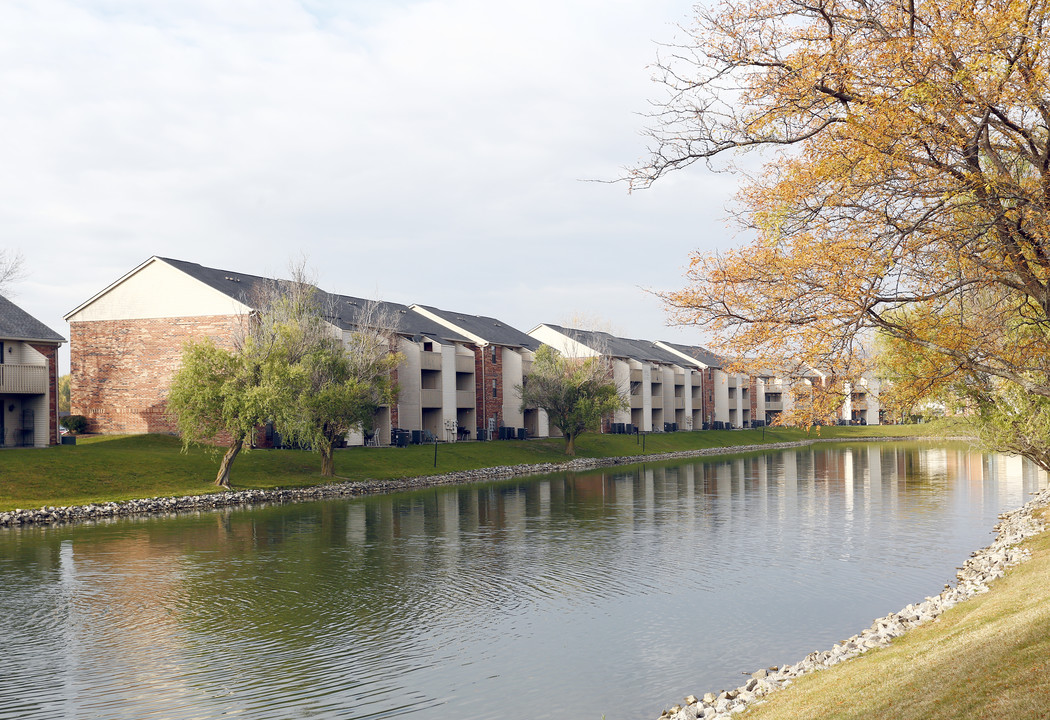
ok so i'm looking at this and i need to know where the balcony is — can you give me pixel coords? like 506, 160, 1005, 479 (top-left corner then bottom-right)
765, 401, 783, 411
420, 388, 442, 407
630, 394, 643, 409
674, 398, 684, 410
651, 395, 663, 409
0, 364, 47, 394
456, 390, 475, 408
630, 369, 643, 383
420, 352, 442, 371
456, 355, 474, 373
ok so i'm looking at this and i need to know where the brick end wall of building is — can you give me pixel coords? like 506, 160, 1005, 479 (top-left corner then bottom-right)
70, 315, 242, 435
29, 343, 60, 445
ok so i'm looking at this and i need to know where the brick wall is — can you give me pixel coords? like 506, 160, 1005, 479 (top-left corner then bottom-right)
749, 375, 759, 426
703, 369, 715, 425
70, 315, 242, 434
28, 342, 60, 445
388, 337, 400, 429
474, 344, 503, 430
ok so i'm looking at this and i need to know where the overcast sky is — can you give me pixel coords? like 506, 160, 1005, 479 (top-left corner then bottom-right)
2, 0, 743, 373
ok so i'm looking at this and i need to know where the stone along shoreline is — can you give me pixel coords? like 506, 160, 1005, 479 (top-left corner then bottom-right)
0, 439, 849, 528
653, 484, 1050, 720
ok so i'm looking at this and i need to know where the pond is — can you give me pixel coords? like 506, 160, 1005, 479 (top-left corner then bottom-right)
1, 441, 1045, 720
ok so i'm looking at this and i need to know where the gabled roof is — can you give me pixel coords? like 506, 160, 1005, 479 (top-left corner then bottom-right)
657, 341, 726, 369
538, 324, 685, 365
73, 256, 471, 345
324, 295, 471, 344
161, 259, 472, 342
0, 296, 65, 344
413, 305, 539, 350
157, 257, 284, 308
64, 256, 266, 320
618, 337, 690, 365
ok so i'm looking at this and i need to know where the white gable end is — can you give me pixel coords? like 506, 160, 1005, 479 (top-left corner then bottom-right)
66, 258, 252, 322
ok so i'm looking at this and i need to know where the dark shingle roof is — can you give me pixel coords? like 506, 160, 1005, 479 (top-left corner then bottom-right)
325, 295, 471, 344
414, 305, 539, 350
0, 296, 64, 344
658, 341, 726, 369
158, 257, 281, 308
540, 324, 684, 365
159, 258, 470, 344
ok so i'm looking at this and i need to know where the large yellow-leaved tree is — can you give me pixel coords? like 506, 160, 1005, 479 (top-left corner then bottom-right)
632, 0, 1050, 467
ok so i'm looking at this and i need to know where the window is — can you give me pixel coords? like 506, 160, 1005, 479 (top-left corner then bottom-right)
423, 341, 433, 352
491, 346, 497, 363
492, 379, 497, 398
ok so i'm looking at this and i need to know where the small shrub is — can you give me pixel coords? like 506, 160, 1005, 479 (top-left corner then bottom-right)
63, 415, 89, 435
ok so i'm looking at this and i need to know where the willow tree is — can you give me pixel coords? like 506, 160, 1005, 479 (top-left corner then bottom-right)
167, 272, 327, 487
274, 302, 402, 477
633, 0, 1050, 467
518, 345, 627, 455
167, 339, 269, 487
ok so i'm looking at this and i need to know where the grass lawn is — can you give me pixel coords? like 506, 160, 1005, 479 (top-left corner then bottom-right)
741, 508, 1050, 719
0, 424, 928, 512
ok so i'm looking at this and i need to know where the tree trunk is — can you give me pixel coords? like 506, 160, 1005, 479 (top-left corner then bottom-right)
564, 433, 576, 456
216, 437, 243, 488
320, 439, 334, 477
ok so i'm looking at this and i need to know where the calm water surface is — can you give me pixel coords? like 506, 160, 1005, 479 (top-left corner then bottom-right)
1, 441, 1046, 720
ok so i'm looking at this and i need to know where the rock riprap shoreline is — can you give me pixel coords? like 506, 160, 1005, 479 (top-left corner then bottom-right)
655, 485, 1050, 720
0, 439, 859, 529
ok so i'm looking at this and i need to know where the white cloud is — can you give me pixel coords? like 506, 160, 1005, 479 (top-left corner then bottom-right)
0, 0, 740, 371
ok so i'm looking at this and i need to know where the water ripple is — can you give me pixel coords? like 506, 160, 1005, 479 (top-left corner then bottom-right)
0, 442, 1044, 720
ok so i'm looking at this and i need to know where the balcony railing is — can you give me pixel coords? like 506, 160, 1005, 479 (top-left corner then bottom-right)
456, 355, 474, 373
420, 388, 442, 407
0, 364, 47, 394
456, 390, 475, 408
420, 352, 442, 371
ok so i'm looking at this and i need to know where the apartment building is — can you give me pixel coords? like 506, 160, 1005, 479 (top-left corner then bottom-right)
653, 341, 753, 429
64, 257, 485, 442
64, 257, 264, 434
527, 324, 707, 433
322, 293, 479, 444
65, 256, 884, 440
0, 296, 64, 446
65, 257, 552, 444
411, 305, 549, 439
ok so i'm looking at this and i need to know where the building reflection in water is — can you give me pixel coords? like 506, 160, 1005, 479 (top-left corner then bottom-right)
3, 441, 1046, 720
